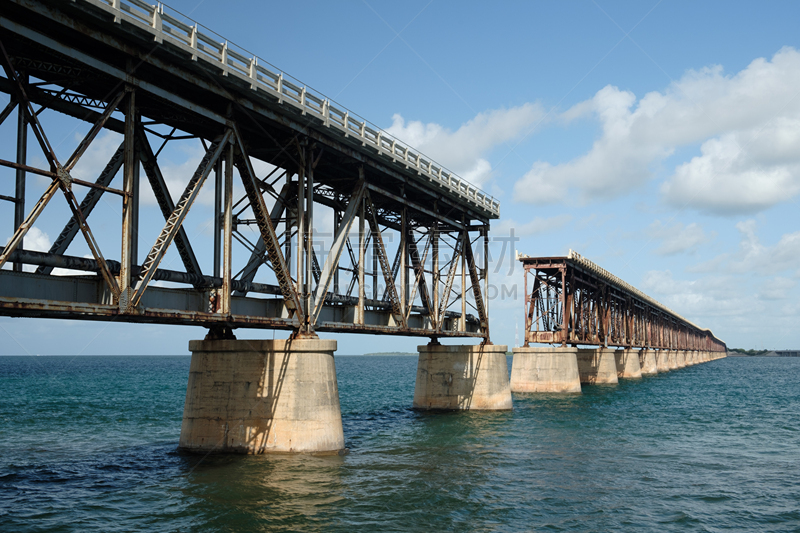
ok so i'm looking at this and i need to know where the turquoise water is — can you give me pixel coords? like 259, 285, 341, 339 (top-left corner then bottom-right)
1, 355, 799, 532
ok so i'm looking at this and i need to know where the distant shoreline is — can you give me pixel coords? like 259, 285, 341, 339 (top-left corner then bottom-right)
361, 352, 417, 356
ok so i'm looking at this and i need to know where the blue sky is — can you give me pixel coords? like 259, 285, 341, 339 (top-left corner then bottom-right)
2, 0, 799, 354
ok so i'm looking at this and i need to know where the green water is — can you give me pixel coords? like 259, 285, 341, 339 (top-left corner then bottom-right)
1, 355, 798, 531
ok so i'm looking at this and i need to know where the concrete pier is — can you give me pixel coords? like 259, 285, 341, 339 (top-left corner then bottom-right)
655, 350, 670, 373
638, 349, 658, 376
667, 350, 679, 370
413, 343, 512, 410
179, 338, 345, 455
576, 348, 619, 385
676, 350, 686, 369
615, 348, 642, 379
510, 346, 581, 393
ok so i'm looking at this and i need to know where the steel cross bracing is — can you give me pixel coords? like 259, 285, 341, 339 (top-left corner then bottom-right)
0, 0, 496, 340
518, 251, 727, 354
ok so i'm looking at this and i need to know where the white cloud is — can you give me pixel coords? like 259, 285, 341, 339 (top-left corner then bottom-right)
647, 220, 714, 255
514, 47, 800, 213
758, 277, 797, 300
640, 269, 756, 318
3, 227, 51, 272
732, 220, 800, 274
385, 103, 545, 187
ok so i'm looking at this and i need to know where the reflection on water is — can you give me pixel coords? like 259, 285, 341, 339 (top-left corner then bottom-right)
180, 454, 345, 531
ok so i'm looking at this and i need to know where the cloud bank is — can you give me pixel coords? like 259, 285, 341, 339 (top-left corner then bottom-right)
514, 47, 800, 214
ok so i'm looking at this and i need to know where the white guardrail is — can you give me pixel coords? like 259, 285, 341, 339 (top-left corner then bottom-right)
80, 0, 500, 217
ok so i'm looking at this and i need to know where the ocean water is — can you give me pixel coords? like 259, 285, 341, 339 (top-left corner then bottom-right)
0, 355, 798, 532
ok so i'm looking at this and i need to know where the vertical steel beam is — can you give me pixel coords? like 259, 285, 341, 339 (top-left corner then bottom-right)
357, 185, 366, 326
432, 222, 439, 329
119, 88, 136, 308
13, 75, 27, 273
221, 143, 233, 315
400, 208, 407, 315
305, 153, 314, 326
483, 225, 489, 332
296, 151, 305, 314
213, 157, 222, 278
131, 146, 140, 267
460, 231, 466, 332
333, 209, 340, 294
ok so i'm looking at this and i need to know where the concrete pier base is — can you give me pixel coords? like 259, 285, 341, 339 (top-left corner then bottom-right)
655, 350, 670, 373
615, 348, 642, 379
577, 348, 619, 385
667, 350, 679, 370
510, 347, 581, 393
179, 338, 345, 454
638, 349, 658, 376
676, 350, 686, 369
413, 343, 512, 410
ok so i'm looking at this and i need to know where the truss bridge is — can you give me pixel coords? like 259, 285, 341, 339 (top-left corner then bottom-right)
0, 0, 497, 341
518, 250, 726, 353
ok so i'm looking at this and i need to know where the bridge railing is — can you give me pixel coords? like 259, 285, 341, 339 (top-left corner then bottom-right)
84, 0, 501, 217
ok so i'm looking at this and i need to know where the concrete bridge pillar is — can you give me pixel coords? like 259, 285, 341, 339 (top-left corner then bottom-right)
510, 346, 581, 393
655, 349, 670, 373
576, 348, 619, 385
413, 343, 512, 410
615, 348, 642, 379
638, 349, 658, 376
676, 350, 687, 369
667, 350, 679, 370
179, 338, 345, 454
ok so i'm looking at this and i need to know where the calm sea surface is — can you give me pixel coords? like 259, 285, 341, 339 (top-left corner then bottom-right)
0, 355, 798, 532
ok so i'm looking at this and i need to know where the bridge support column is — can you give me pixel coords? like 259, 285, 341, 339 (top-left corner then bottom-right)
576, 348, 618, 385
667, 350, 679, 370
615, 348, 642, 379
676, 350, 686, 369
689, 351, 698, 365
413, 343, 512, 410
510, 346, 581, 393
179, 338, 345, 454
655, 350, 670, 373
638, 349, 658, 376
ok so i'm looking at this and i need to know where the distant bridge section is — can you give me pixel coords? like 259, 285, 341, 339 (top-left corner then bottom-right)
518, 251, 726, 353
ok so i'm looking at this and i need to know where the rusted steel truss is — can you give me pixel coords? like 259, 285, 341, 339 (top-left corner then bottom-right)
0, 0, 495, 340
520, 252, 726, 353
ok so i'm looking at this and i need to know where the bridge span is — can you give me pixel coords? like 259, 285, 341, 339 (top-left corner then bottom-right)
0, 0, 506, 454
0, 0, 725, 455
510, 251, 727, 393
